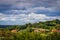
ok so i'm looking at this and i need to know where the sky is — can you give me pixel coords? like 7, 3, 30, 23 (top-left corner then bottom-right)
0, 0, 60, 25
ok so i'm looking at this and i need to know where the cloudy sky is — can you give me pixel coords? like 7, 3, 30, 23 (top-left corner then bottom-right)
0, 0, 60, 25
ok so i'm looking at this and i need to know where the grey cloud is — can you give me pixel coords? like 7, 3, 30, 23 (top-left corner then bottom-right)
0, 0, 60, 10
0, 0, 18, 5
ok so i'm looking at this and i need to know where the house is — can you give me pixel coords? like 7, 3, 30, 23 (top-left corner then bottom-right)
11, 30, 17, 33
32, 28, 49, 33
52, 29, 60, 32
34, 30, 40, 32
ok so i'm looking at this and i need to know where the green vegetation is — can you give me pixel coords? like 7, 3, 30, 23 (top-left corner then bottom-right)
0, 19, 60, 40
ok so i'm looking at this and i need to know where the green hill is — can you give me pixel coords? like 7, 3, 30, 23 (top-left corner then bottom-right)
0, 19, 60, 40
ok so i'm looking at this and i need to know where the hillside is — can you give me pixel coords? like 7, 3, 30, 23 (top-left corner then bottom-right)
4, 19, 60, 30
0, 19, 60, 40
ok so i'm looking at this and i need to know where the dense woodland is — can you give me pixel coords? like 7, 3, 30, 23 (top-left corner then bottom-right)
0, 19, 60, 40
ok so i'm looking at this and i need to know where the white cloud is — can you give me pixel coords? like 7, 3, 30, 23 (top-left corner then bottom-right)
30, 7, 54, 12
0, 12, 60, 25
0, 12, 59, 24
33, 7, 50, 10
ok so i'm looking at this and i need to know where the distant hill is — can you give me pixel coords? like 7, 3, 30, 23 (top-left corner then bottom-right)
0, 19, 60, 29
0, 25, 8, 28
